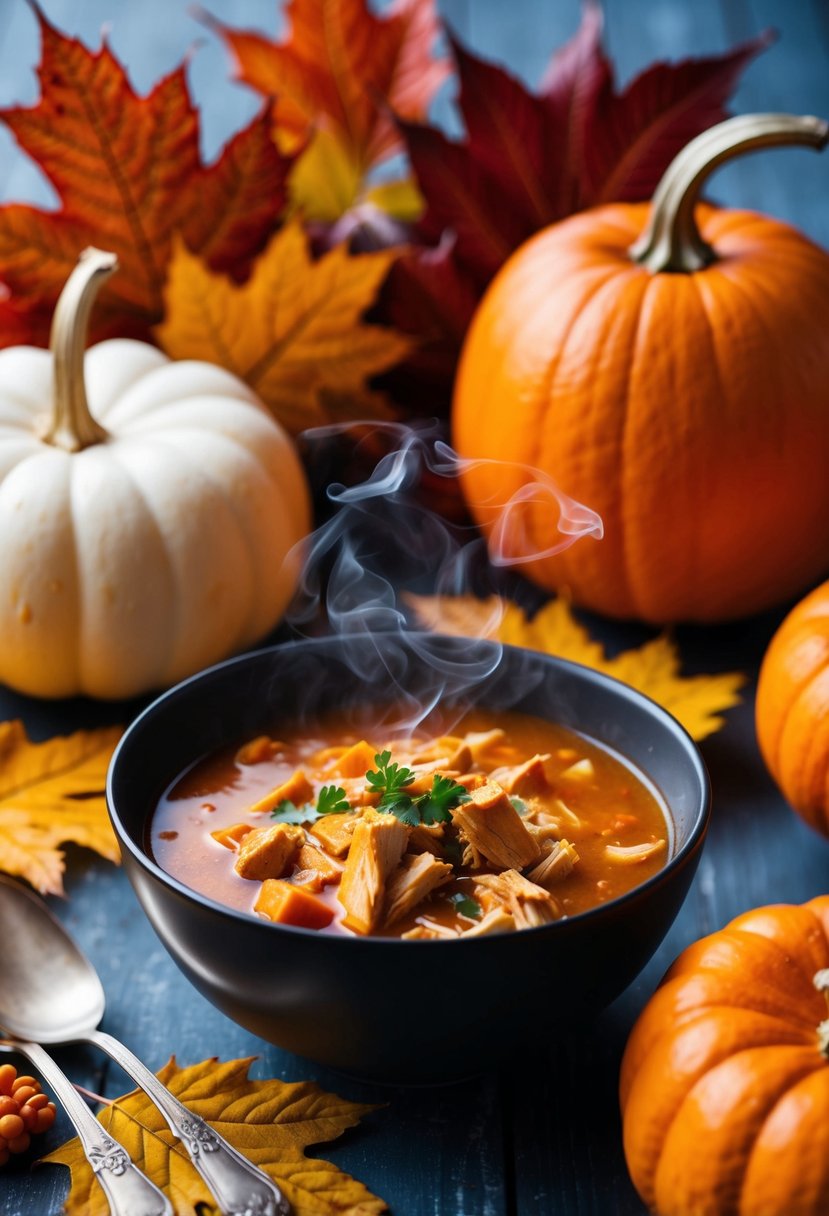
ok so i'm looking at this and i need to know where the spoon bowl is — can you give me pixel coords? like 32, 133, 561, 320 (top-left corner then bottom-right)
0, 875, 290, 1216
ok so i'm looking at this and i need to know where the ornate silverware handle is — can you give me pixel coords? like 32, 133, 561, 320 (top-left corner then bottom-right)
6, 1040, 172, 1216
89, 1030, 290, 1216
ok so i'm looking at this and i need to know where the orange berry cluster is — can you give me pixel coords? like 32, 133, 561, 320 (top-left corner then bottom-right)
0, 1063, 57, 1166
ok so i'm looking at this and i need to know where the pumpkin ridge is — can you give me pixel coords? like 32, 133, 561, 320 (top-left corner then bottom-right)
654, 1047, 821, 1216
94, 443, 180, 689
737, 1067, 829, 1215
135, 428, 265, 649
531, 261, 635, 588
783, 673, 829, 830
618, 268, 665, 621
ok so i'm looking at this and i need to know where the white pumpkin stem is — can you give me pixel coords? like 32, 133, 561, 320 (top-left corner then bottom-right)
42, 247, 118, 452
631, 113, 829, 274
813, 969, 829, 1057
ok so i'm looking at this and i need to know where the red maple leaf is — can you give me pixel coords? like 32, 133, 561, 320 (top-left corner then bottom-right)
0, 6, 292, 347
383, 4, 772, 410
203, 0, 449, 172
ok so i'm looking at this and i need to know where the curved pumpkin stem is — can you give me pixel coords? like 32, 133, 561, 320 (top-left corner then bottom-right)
631, 113, 829, 274
41, 247, 117, 453
814, 969, 829, 1057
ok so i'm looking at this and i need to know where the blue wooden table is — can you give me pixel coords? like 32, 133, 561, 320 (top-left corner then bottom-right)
1, 2, 829, 1214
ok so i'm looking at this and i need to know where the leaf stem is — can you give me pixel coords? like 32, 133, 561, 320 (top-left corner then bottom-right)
630, 113, 829, 274
41, 247, 116, 452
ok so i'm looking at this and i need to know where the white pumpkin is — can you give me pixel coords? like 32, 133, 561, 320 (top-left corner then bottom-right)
0, 248, 311, 700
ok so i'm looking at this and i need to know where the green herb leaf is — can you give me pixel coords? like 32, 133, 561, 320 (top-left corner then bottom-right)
510, 796, 529, 816
317, 784, 351, 815
367, 750, 415, 798
418, 774, 471, 825
270, 799, 315, 825
447, 892, 482, 920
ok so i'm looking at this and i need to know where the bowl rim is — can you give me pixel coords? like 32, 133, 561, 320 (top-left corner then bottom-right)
107, 632, 711, 946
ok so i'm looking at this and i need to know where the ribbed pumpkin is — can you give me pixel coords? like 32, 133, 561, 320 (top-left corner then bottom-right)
621, 898, 829, 1215
452, 114, 829, 623
756, 580, 829, 836
0, 249, 310, 700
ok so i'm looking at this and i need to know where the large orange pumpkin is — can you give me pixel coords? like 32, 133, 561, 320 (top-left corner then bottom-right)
620, 898, 829, 1215
756, 580, 829, 836
452, 114, 829, 623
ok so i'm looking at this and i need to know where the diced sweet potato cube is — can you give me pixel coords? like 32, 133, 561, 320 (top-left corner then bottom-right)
475, 869, 561, 929
309, 812, 358, 857
335, 740, 379, 778
451, 782, 541, 870
384, 854, 453, 924
461, 908, 516, 937
337, 809, 409, 934
255, 880, 334, 930
234, 824, 305, 881
494, 754, 552, 796
210, 822, 254, 851
293, 843, 341, 892
235, 736, 283, 765
248, 770, 314, 815
526, 839, 579, 889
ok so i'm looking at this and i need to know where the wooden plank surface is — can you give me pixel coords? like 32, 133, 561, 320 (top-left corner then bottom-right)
1, 1, 829, 1214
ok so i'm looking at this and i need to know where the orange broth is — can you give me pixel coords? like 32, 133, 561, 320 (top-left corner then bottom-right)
150, 708, 670, 938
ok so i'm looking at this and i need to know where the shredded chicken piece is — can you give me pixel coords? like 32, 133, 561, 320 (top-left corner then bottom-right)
491, 754, 552, 796
384, 853, 453, 924
463, 729, 507, 762
447, 742, 472, 771
408, 822, 446, 856
451, 780, 541, 870
525, 820, 563, 847
604, 840, 666, 865
292, 843, 342, 892
461, 908, 516, 937
551, 798, 582, 829
475, 869, 561, 928
309, 812, 359, 857
526, 839, 579, 889
234, 823, 305, 881
401, 920, 459, 940
248, 769, 314, 815
337, 809, 409, 934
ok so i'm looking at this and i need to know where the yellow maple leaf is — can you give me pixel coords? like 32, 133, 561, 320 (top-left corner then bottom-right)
44, 1056, 387, 1216
0, 721, 122, 895
405, 595, 744, 742
156, 223, 412, 435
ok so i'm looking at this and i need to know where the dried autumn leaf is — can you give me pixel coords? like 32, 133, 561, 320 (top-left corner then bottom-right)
0, 721, 122, 895
206, 0, 448, 171
44, 1056, 387, 1216
406, 594, 744, 742
0, 10, 290, 348
157, 223, 411, 434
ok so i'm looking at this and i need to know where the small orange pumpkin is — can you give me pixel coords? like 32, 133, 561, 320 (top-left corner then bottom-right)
452, 113, 829, 624
621, 898, 829, 1215
756, 580, 829, 836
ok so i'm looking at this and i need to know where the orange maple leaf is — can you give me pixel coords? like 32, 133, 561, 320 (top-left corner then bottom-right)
205, 0, 449, 171
157, 222, 411, 434
0, 8, 291, 347
0, 721, 122, 896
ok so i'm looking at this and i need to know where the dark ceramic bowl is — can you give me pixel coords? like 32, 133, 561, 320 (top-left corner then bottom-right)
107, 632, 709, 1083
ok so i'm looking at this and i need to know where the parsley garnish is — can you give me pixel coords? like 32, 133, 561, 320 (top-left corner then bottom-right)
447, 891, 482, 919
271, 784, 349, 823
367, 751, 470, 826
510, 795, 529, 817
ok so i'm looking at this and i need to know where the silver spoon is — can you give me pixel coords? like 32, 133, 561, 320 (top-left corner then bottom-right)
1, 1039, 172, 1216
0, 875, 290, 1216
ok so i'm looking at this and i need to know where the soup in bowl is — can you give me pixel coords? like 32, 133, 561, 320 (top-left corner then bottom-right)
107, 632, 710, 1082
